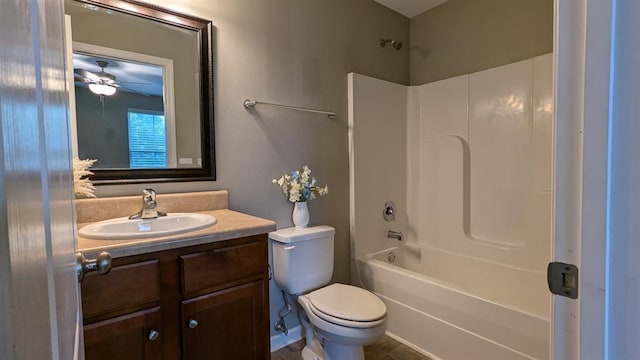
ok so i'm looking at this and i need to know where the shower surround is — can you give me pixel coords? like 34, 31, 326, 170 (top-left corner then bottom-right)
349, 53, 552, 360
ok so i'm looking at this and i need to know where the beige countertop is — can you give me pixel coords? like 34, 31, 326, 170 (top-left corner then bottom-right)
78, 209, 276, 259
75, 190, 276, 259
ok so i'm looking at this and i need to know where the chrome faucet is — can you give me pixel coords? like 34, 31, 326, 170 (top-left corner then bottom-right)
129, 189, 167, 220
387, 230, 403, 241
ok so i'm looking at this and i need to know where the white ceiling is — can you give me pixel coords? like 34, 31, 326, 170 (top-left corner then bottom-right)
374, 0, 448, 18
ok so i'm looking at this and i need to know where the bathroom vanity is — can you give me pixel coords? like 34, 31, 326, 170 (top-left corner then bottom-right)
76, 191, 275, 359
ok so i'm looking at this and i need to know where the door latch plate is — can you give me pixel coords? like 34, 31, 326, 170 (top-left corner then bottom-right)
547, 261, 579, 299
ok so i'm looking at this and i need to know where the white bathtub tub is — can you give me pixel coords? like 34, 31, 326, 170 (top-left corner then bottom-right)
358, 244, 550, 360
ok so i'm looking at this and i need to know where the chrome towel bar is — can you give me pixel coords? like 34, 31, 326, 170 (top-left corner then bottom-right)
243, 99, 336, 119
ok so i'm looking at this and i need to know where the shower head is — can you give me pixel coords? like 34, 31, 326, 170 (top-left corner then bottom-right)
379, 38, 403, 50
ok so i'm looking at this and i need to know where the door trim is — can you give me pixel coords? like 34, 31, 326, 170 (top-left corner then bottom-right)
552, 0, 613, 358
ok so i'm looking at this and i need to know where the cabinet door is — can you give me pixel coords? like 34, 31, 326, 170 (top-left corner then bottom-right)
182, 281, 269, 360
84, 307, 162, 360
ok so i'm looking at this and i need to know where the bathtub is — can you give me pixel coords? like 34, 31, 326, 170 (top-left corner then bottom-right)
357, 243, 550, 360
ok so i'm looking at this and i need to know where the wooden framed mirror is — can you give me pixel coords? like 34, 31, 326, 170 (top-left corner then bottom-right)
65, 0, 215, 184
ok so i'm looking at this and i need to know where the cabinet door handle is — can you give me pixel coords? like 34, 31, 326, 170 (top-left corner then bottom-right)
188, 319, 198, 329
148, 329, 160, 341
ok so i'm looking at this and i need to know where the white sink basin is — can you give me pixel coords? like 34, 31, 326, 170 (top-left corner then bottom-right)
79, 213, 217, 240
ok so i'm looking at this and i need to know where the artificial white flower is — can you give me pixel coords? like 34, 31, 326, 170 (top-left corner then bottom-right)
73, 157, 97, 198
272, 165, 329, 203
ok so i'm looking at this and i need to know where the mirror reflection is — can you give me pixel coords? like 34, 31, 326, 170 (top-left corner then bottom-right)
64, 0, 215, 182
72, 47, 183, 168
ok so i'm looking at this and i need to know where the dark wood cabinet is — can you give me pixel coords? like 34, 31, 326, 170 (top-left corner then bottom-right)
182, 281, 268, 360
84, 307, 162, 360
81, 234, 270, 360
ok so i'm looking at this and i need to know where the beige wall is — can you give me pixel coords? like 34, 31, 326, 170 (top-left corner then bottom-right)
410, 0, 553, 85
90, 0, 409, 338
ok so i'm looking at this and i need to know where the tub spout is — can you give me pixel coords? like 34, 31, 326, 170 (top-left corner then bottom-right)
387, 230, 403, 241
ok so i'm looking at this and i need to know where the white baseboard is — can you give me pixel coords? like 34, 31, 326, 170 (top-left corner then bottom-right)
270, 325, 303, 352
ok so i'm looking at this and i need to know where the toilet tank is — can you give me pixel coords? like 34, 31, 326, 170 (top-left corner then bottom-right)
270, 226, 335, 295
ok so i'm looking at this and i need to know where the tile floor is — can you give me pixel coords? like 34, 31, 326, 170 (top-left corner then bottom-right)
271, 335, 431, 360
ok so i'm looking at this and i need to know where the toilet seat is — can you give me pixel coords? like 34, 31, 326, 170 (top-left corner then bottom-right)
307, 283, 386, 329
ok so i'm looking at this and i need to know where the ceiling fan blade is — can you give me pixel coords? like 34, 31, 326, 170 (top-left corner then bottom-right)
119, 81, 153, 85
74, 68, 100, 81
119, 86, 151, 96
73, 69, 100, 82
74, 75, 93, 83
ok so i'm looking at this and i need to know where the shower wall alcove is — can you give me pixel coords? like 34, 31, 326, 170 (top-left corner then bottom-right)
349, 53, 553, 360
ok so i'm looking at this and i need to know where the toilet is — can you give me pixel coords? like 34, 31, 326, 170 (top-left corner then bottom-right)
270, 226, 387, 360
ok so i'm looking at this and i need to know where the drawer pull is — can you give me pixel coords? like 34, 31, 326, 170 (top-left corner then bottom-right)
188, 319, 199, 329
148, 329, 160, 341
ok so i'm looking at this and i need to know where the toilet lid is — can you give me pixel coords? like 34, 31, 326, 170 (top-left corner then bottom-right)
308, 283, 386, 323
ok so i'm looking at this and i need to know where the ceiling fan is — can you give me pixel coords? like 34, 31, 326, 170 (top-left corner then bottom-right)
74, 60, 120, 96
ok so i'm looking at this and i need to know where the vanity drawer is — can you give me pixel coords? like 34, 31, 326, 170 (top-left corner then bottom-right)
180, 240, 266, 295
82, 260, 161, 321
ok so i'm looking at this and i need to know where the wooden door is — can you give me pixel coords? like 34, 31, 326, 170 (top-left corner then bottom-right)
0, 0, 81, 359
181, 281, 269, 360
84, 307, 162, 360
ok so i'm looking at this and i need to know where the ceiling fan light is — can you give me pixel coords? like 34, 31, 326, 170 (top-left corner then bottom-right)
89, 83, 117, 96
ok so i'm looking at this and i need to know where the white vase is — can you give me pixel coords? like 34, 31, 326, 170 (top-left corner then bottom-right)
292, 201, 309, 228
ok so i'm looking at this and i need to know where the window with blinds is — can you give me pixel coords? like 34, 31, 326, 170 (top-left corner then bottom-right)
127, 109, 167, 168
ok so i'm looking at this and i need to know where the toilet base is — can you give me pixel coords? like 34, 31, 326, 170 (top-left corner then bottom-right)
302, 345, 322, 360
301, 338, 323, 360
324, 342, 365, 360
300, 341, 365, 360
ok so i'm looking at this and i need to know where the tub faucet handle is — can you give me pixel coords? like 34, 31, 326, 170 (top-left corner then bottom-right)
383, 201, 396, 222
387, 230, 403, 241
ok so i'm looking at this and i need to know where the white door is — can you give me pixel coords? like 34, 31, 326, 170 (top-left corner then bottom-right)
0, 0, 83, 359
550, 0, 635, 359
